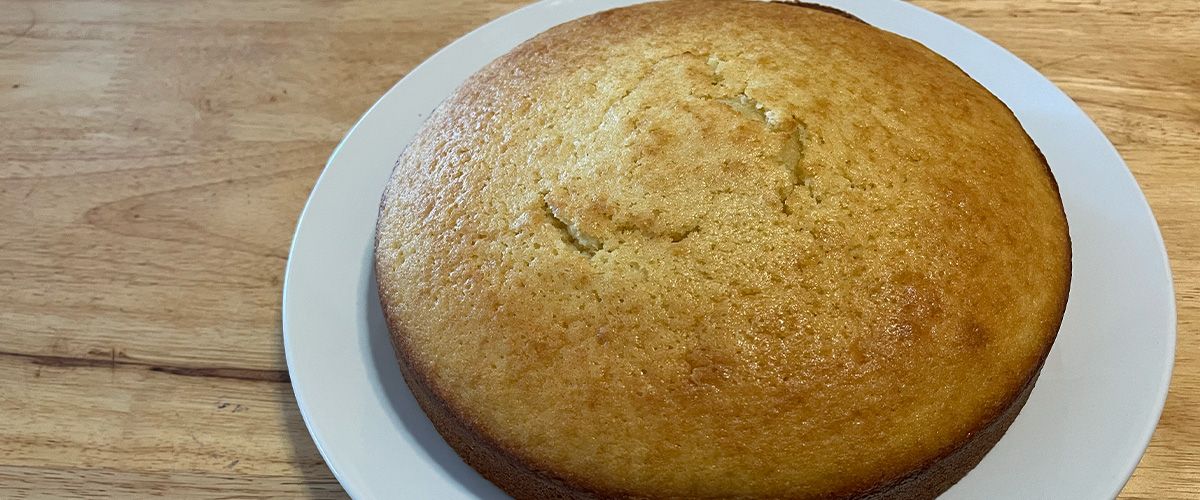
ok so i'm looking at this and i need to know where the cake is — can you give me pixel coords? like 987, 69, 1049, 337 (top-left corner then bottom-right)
374, 1, 1071, 498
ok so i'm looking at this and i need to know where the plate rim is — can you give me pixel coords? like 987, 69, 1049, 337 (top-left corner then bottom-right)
282, 1, 1178, 498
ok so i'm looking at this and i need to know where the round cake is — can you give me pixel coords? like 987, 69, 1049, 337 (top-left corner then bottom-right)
375, 1, 1071, 498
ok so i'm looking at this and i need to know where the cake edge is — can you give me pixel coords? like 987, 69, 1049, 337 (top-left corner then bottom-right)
372, 1, 1073, 497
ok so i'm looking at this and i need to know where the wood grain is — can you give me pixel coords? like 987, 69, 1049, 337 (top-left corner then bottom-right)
0, 0, 1194, 498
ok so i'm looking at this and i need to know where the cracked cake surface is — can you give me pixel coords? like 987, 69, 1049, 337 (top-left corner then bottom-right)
374, 1, 1071, 498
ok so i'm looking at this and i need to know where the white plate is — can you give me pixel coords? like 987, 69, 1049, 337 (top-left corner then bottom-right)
282, 1, 1176, 498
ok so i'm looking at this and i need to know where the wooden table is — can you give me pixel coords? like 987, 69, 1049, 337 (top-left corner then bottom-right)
1, 0, 1194, 497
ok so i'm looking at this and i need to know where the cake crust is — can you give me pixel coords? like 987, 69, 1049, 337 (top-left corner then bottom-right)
375, 1, 1071, 498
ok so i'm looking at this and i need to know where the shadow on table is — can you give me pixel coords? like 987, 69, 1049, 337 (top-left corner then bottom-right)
282, 409, 353, 499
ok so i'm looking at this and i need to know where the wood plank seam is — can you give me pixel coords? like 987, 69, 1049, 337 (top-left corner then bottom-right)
0, 350, 290, 383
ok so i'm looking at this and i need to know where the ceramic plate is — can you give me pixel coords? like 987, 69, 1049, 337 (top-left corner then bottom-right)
282, 1, 1176, 498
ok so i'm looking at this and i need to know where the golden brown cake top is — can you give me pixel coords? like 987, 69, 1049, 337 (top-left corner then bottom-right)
375, 1, 1070, 497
